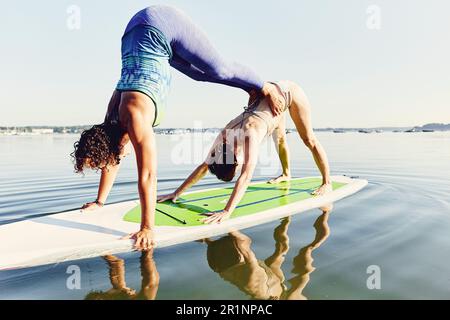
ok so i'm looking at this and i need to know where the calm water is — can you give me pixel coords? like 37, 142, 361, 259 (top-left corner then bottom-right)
0, 132, 449, 299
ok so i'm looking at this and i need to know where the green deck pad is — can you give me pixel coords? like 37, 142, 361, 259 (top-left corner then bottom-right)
123, 178, 346, 226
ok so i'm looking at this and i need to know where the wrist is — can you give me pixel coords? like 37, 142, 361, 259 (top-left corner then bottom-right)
95, 199, 105, 206
140, 225, 153, 231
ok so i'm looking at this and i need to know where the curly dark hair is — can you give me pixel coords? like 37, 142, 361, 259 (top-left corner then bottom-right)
71, 123, 125, 173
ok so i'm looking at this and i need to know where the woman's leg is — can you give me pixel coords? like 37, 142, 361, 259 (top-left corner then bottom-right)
288, 86, 331, 194
170, 19, 263, 92
264, 217, 290, 282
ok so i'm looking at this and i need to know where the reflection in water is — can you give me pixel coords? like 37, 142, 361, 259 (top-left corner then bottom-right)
84, 205, 332, 300
202, 204, 333, 300
85, 250, 159, 300
287, 206, 331, 300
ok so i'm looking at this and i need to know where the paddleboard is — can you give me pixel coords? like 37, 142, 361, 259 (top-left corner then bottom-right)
0, 176, 367, 270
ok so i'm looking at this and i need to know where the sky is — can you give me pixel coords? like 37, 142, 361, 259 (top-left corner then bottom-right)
0, 0, 449, 128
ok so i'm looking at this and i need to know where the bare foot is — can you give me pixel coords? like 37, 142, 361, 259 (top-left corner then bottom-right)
311, 183, 332, 196
268, 174, 291, 184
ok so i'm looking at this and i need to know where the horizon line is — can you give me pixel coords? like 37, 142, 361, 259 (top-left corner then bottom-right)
1, 123, 449, 130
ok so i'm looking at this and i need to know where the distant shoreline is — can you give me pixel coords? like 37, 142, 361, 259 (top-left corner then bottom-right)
1, 123, 449, 135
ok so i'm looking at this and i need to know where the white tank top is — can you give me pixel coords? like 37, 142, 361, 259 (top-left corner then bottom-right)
246, 81, 292, 136
225, 81, 292, 136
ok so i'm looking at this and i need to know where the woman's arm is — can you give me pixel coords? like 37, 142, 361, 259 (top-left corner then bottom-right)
95, 140, 132, 202
82, 91, 127, 211
158, 131, 224, 202
224, 134, 260, 212
224, 164, 255, 212
171, 162, 209, 197
139, 250, 160, 300
81, 165, 121, 211
122, 104, 157, 250
82, 142, 132, 210
97, 165, 121, 203
157, 162, 209, 203
202, 135, 259, 224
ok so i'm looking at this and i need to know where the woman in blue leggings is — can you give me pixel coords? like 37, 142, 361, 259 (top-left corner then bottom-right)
71, 5, 285, 250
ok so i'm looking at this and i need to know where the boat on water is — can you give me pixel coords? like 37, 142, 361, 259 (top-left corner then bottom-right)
358, 129, 373, 134
422, 129, 435, 133
333, 130, 345, 133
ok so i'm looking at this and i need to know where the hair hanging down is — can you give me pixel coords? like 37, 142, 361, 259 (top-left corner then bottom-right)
208, 142, 238, 182
71, 123, 125, 173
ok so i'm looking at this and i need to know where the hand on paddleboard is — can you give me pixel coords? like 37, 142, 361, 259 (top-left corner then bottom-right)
122, 228, 155, 251
200, 210, 231, 224
268, 174, 291, 184
157, 192, 178, 203
80, 201, 102, 211
262, 82, 285, 116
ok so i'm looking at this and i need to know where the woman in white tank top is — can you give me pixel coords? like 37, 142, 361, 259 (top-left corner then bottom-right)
157, 80, 331, 224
